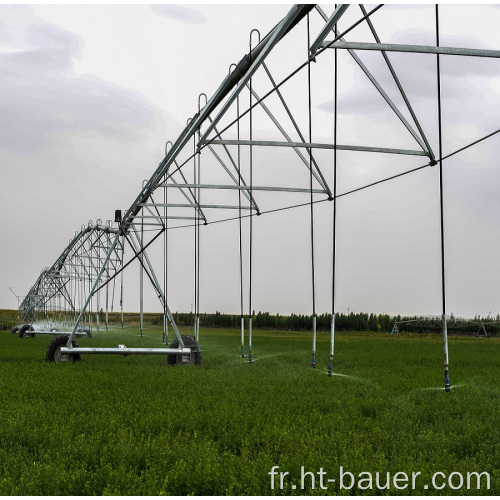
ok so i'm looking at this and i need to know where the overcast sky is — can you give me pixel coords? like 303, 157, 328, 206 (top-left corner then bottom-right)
1, 3, 499, 320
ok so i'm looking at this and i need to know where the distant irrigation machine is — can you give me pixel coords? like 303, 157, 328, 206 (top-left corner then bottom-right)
17, 5, 500, 386
391, 317, 494, 338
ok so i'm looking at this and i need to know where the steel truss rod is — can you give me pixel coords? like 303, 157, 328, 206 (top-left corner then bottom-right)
161, 183, 327, 194
320, 41, 500, 58
198, 5, 314, 145
146, 191, 165, 223
123, 5, 313, 228
140, 203, 253, 210
313, 7, 430, 155
160, 152, 206, 221
142, 201, 165, 227
358, 4, 435, 159
199, 5, 383, 155
132, 215, 200, 221
310, 4, 349, 55
94, 227, 165, 296
21, 225, 123, 322
204, 114, 260, 211
81, 239, 107, 280
127, 224, 184, 346
62, 227, 120, 274
44, 277, 74, 312
63, 229, 103, 268
205, 144, 260, 212
204, 139, 428, 157
244, 83, 333, 196
68, 232, 121, 343
170, 175, 207, 223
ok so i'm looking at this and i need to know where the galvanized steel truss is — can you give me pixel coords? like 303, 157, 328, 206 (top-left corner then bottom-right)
18, 4, 499, 376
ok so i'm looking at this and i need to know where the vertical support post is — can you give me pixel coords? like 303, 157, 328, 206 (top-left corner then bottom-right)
196, 96, 205, 344
247, 30, 259, 365
307, 14, 317, 369
68, 232, 121, 344
328, 315, 334, 376
87, 236, 92, 332
126, 225, 185, 347
96, 231, 101, 332
442, 313, 449, 388
192, 121, 198, 342
105, 232, 109, 332
120, 235, 124, 329
436, 5, 450, 392
140, 196, 144, 337
312, 315, 317, 369
232, 63, 245, 359
105, 225, 110, 331
163, 153, 168, 344
88, 274, 93, 332
248, 316, 253, 363
139, 261, 144, 336
241, 317, 245, 358
105, 282, 109, 332
328, 11, 338, 378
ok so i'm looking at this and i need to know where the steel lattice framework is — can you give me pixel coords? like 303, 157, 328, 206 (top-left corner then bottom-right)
20, 221, 123, 331
18, 4, 500, 384
391, 317, 491, 337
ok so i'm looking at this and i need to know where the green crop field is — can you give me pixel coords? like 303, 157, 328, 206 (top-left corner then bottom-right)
0, 323, 498, 495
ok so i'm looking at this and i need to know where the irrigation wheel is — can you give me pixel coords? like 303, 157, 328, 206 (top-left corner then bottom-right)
18, 324, 34, 338
76, 328, 92, 338
167, 335, 202, 366
10, 326, 19, 334
46, 335, 81, 363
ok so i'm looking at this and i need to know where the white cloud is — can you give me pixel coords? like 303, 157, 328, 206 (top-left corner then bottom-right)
150, 5, 207, 24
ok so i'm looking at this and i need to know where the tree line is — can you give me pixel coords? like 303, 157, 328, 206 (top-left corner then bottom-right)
169, 310, 499, 334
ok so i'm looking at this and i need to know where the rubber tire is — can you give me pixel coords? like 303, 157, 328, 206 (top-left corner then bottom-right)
167, 335, 202, 366
19, 324, 34, 338
84, 329, 92, 339
11, 327, 19, 334
46, 335, 81, 363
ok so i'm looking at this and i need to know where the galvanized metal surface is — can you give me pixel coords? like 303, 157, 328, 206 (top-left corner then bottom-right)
60, 346, 191, 355
204, 139, 429, 157
321, 41, 500, 58
16, 5, 498, 376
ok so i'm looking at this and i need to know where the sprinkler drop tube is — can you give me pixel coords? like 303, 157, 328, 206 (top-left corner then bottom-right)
248, 317, 253, 363
312, 315, 316, 368
328, 314, 334, 376
241, 317, 245, 358
164, 313, 168, 344
442, 314, 450, 391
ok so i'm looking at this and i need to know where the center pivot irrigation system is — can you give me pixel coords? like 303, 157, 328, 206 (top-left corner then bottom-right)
17, 5, 499, 389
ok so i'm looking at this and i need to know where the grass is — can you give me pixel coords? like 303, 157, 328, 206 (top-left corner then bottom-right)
0, 324, 498, 495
